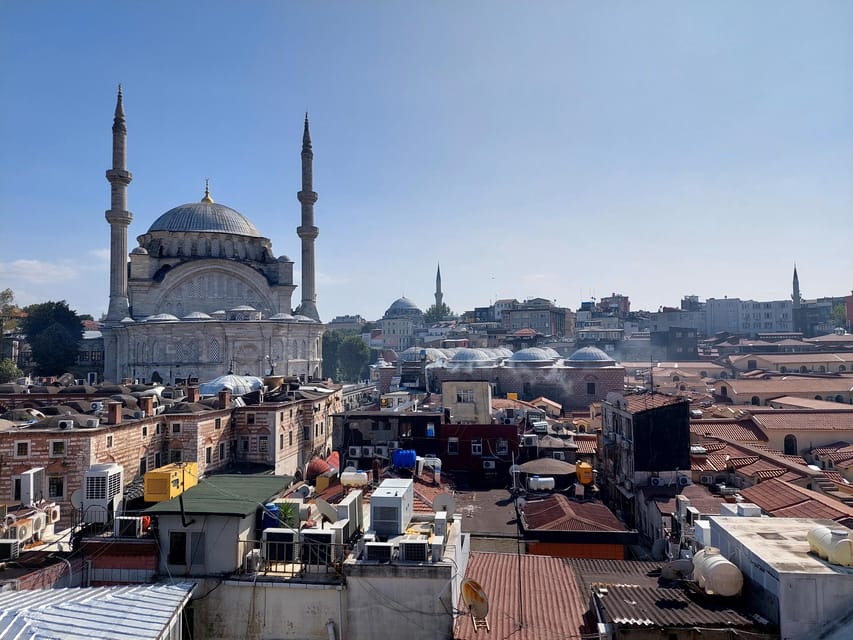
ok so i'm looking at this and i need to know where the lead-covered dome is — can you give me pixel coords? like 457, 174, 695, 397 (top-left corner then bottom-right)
147, 199, 261, 237
384, 297, 423, 317
566, 346, 615, 364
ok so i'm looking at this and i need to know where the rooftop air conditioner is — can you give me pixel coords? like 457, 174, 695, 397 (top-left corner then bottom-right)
398, 536, 430, 562
84, 418, 100, 429
58, 419, 74, 430
0, 540, 20, 561
364, 541, 395, 562
522, 434, 538, 447
9, 518, 32, 543
678, 476, 690, 486
388, 441, 400, 450
362, 446, 374, 458
552, 451, 565, 461
81, 463, 124, 524
374, 445, 389, 459
114, 516, 144, 538
483, 460, 496, 470
700, 474, 715, 485
262, 528, 300, 564
650, 477, 663, 487
31, 512, 47, 538
301, 529, 334, 565
348, 446, 361, 459
90, 401, 104, 412
21, 467, 45, 506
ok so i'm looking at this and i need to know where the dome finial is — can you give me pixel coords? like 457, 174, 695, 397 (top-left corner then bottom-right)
201, 178, 214, 203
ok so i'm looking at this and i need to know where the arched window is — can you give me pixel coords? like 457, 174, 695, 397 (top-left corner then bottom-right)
751, 396, 760, 406
720, 386, 728, 397
835, 395, 844, 403
780, 366, 787, 373
839, 365, 846, 372
784, 434, 798, 456
819, 365, 826, 373
815, 395, 822, 401
208, 338, 221, 362
800, 366, 808, 373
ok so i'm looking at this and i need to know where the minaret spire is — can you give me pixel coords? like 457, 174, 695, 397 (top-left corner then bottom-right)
105, 84, 133, 321
792, 263, 801, 306
435, 263, 443, 308
296, 113, 320, 321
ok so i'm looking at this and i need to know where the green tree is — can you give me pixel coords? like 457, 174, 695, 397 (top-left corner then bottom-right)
322, 331, 342, 380
830, 303, 848, 330
338, 335, 371, 382
0, 288, 19, 332
0, 358, 23, 383
423, 301, 453, 324
21, 301, 83, 375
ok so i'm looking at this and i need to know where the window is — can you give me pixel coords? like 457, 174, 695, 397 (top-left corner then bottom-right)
205, 447, 212, 464
156, 423, 162, 435
219, 442, 225, 460
189, 531, 205, 565
50, 440, 66, 457
168, 531, 187, 565
106, 435, 114, 449
48, 476, 64, 499
154, 452, 162, 468
142, 425, 148, 437
496, 439, 509, 456
171, 423, 181, 434
259, 436, 269, 454
586, 382, 596, 395
456, 389, 474, 403
241, 437, 249, 452
215, 418, 221, 430
280, 434, 284, 449
170, 449, 183, 463
471, 438, 483, 456
448, 437, 459, 455
784, 434, 798, 456
14, 441, 29, 457
247, 413, 255, 425
139, 457, 147, 476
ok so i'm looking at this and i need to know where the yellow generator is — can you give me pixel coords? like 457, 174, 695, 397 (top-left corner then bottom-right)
144, 462, 199, 502
576, 462, 594, 485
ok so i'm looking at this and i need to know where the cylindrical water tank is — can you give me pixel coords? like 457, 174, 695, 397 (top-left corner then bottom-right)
808, 526, 853, 566
692, 547, 743, 596
808, 526, 833, 559
392, 449, 416, 469
341, 471, 369, 487
262, 502, 280, 529
528, 476, 555, 491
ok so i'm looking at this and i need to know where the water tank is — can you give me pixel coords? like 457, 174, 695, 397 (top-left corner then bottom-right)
576, 462, 594, 485
808, 526, 853, 566
341, 470, 369, 487
392, 449, 417, 469
692, 547, 743, 596
262, 503, 281, 529
528, 476, 555, 491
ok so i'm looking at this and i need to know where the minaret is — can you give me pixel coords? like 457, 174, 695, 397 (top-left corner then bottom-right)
435, 263, 443, 308
792, 264, 801, 306
105, 84, 133, 320
296, 113, 320, 321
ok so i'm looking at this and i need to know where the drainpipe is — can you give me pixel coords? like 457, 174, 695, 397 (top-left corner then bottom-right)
326, 619, 337, 640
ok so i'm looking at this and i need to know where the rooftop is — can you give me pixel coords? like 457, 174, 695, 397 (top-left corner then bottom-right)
144, 474, 292, 517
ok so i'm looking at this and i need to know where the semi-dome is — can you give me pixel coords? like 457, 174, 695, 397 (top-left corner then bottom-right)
147, 196, 261, 237
384, 297, 422, 317
567, 346, 615, 364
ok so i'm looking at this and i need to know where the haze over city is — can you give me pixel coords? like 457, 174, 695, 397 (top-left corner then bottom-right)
1, 2, 851, 321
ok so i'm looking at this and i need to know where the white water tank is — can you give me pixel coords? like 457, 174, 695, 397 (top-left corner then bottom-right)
808, 526, 853, 566
528, 476, 555, 491
692, 547, 743, 596
341, 470, 369, 487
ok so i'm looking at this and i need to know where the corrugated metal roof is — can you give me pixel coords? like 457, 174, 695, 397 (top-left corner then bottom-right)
144, 474, 291, 517
0, 582, 194, 640
454, 552, 587, 640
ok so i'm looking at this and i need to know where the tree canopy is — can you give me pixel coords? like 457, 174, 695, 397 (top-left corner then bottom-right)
0, 358, 22, 384
21, 301, 83, 375
322, 330, 371, 382
424, 302, 453, 324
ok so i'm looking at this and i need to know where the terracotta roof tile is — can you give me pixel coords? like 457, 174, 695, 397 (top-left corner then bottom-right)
455, 552, 587, 640
740, 478, 853, 522
623, 394, 688, 413
521, 494, 627, 532
690, 419, 767, 442
752, 411, 853, 431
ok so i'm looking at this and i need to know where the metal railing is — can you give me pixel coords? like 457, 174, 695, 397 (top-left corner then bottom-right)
237, 538, 351, 582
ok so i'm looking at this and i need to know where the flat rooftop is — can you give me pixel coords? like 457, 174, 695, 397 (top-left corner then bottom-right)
711, 516, 853, 575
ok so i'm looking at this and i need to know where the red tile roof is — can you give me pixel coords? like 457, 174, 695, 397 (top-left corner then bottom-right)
690, 419, 766, 442
454, 552, 588, 640
622, 393, 687, 413
752, 411, 853, 431
521, 494, 627, 532
739, 478, 853, 522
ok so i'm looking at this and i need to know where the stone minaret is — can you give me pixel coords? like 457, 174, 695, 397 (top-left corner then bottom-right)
296, 114, 320, 321
435, 263, 443, 308
792, 264, 801, 306
105, 85, 133, 321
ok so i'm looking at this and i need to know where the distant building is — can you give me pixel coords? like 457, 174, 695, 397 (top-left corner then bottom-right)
327, 315, 366, 332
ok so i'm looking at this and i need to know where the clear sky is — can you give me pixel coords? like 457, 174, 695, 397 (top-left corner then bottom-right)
1, 1, 851, 322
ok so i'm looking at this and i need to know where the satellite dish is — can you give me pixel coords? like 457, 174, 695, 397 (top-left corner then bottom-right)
432, 493, 456, 514
70, 488, 83, 510
315, 497, 339, 524
461, 578, 489, 618
343, 466, 357, 474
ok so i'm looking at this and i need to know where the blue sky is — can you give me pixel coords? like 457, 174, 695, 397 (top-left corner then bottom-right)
1, 2, 851, 321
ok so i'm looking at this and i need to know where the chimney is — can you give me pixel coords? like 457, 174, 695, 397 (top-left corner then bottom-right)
138, 395, 154, 416
187, 386, 200, 403
218, 389, 231, 410
107, 401, 123, 425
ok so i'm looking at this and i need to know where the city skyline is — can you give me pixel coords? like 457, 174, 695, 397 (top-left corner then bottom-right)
1, 2, 851, 322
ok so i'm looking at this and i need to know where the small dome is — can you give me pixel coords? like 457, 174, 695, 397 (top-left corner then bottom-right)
269, 312, 296, 321
120, 316, 135, 323
143, 313, 179, 322
399, 347, 425, 362
147, 200, 261, 237
182, 311, 212, 320
510, 347, 552, 362
541, 347, 562, 361
567, 346, 615, 363
230, 305, 257, 312
292, 314, 316, 323
131, 246, 148, 255
449, 348, 492, 365
277, 255, 292, 263
211, 310, 227, 318
198, 374, 264, 396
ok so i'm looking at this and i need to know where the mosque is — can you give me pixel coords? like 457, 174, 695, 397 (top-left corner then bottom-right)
101, 87, 323, 384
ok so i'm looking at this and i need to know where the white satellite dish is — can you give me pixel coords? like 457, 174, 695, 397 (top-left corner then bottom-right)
315, 497, 339, 524
432, 492, 456, 514
70, 488, 84, 511
461, 578, 490, 618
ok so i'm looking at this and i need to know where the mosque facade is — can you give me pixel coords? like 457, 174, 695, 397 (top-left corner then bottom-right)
101, 88, 323, 384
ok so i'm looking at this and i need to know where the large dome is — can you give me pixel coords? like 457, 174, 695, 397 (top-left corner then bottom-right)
384, 297, 422, 317
147, 200, 261, 237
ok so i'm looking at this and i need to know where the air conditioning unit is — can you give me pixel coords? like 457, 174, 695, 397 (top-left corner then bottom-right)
483, 460, 496, 470
552, 451, 565, 461
388, 441, 400, 450
370, 479, 414, 537
31, 512, 47, 539
262, 528, 300, 563
81, 463, 124, 524
58, 419, 74, 430
522, 434, 538, 447
48, 504, 61, 523
678, 476, 690, 486
0, 540, 20, 561
398, 536, 430, 562
374, 445, 389, 459
244, 548, 263, 573
21, 467, 45, 506
90, 401, 104, 412
348, 446, 361, 458
700, 474, 715, 485
114, 516, 143, 538
362, 446, 374, 458
9, 518, 33, 543
364, 541, 395, 562
301, 529, 334, 565
650, 477, 663, 487
84, 418, 100, 429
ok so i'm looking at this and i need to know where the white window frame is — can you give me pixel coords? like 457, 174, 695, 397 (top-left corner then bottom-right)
471, 438, 483, 456
448, 437, 459, 455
